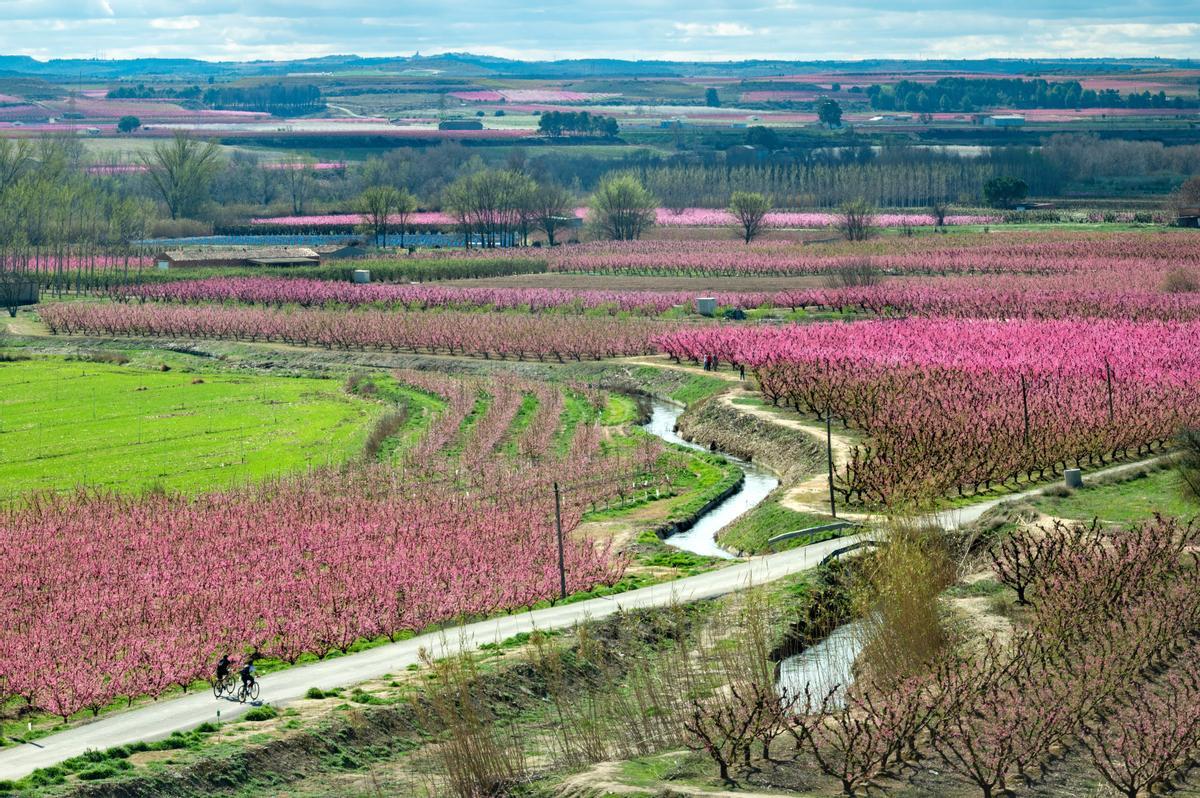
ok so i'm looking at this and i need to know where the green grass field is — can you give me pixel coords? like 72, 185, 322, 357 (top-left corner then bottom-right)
1030, 466, 1199, 524
0, 357, 383, 498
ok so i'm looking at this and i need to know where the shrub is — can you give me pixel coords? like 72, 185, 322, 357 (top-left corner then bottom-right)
1175, 427, 1200, 501
828, 259, 883, 288
305, 687, 326, 699
149, 217, 212, 239
1162, 268, 1200, 294
77, 764, 117, 781
243, 705, 278, 722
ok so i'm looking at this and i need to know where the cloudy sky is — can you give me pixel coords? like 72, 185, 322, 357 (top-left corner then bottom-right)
0, 0, 1196, 62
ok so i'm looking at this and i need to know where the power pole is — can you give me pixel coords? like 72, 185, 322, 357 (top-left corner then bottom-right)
826, 410, 837, 519
554, 482, 566, 601
1020, 374, 1030, 446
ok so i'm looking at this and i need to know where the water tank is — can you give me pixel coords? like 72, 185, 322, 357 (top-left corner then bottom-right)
696, 297, 717, 316
352, 270, 371, 284
1064, 468, 1083, 489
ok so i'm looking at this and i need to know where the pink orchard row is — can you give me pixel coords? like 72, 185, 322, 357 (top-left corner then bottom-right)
121, 277, 774, 315
125, 272, 1200, 322
0, 462, 632, 721
658, 319, 1200, 504
395, 369, 585, 466
40, 303, 668, 361
547, 234, 1200, 277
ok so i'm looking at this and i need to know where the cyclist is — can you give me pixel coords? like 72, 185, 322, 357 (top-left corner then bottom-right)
239, 658, 257, 691
215, 654, 231, 683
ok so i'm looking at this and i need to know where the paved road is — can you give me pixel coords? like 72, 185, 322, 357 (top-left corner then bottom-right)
0, 534, 863, 781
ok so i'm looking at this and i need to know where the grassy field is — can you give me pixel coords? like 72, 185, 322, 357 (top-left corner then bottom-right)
718, 497, 841, 554
0, 357, 383, 498
1029, 465, 1199, 524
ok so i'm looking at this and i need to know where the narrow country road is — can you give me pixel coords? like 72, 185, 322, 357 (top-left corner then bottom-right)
0, 534, 863, 781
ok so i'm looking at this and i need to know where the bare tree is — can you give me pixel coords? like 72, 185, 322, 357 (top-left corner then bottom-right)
729, 191, 771, 244
355, 186, 401, 248
140, 133, 222, 220
279, 157, 315, 215
530, 182, 575, 246
837, 199, 875, 241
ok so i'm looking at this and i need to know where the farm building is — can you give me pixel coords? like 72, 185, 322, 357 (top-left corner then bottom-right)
983, 114, 1025, 127
155, 247, 322, 269
438, 119, 484, 131
1178, 207, 1200, 228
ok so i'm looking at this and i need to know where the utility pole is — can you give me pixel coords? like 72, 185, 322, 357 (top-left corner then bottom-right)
826, 410, 837, 519
1104, 359, 1115, 423
554, 482, 566, 601
1020, 374, 1030, 446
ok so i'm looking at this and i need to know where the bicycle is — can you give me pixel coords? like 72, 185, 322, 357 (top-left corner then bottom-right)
236, 679, 261, 703
212, 672, 236, 699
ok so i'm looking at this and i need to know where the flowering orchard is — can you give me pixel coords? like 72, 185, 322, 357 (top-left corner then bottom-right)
0, 364, 665, 720
121, 276, 775, 315
0, 468, 626, 721
122, 269, 1200, 322
546, 232, 1200, 277
41, 303, 667, 361
785, 517, 1200, 797
659, 319, 1200, 505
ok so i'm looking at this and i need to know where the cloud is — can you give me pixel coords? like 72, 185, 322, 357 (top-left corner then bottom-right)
149, 16, 200, 30
0, 1, 1196, 61
673, 22, 758, 37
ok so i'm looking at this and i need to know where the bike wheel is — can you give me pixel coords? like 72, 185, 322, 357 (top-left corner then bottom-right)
237, 684, 248, 703
212, 679, 222, 699
249, 682, 260, 701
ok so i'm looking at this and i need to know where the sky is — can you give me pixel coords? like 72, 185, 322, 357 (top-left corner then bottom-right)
0, 1, 1197, 62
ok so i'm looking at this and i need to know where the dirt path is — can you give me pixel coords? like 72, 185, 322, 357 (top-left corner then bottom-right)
2, 312, 44, 337
620, 356, 744, 383
716, 391, 868, 520
558, 759, 803, 798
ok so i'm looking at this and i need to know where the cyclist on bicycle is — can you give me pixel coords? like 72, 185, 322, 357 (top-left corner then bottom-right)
215, 654, 231, 682
239, 658, 257, 690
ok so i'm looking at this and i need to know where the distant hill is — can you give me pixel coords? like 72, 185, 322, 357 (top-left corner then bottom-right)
0, 53, 1194, 81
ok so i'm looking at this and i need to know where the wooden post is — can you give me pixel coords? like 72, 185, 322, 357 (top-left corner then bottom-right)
826, 410, 837, 519
1020, 374, 1030, 446
1105, 360, 1114, 423
554, 482, 566, 601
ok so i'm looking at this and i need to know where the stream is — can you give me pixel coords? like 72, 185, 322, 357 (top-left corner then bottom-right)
776, 621, 866, 707
642, 400, 779, 559
642, 399, 862, 698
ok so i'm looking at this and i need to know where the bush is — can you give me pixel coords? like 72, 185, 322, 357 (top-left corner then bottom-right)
305, 687, 326, 699
148, 217, 212, 239
77, 764, 117, 781
1162, 268, 1200, 294
828, 259, 883, 288
69, 350, 130, 365
1175, 428, 1200, 502
242, 704, 278, 722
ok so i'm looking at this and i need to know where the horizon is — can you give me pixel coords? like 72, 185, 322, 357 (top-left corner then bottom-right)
0, 1, 1197, 63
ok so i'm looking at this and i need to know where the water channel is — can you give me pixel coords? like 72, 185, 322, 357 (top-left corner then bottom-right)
642, 400, 779, 559
641, 398, 863, 696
